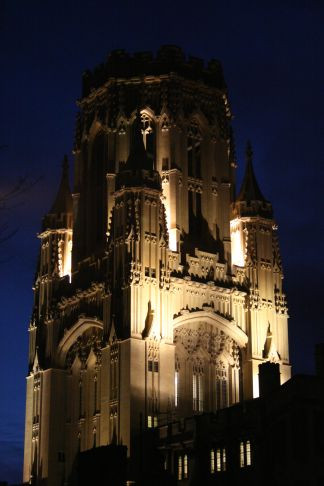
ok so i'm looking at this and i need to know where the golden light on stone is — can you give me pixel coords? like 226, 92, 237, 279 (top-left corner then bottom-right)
230, 219, 245, 268
23, 47, 291, 485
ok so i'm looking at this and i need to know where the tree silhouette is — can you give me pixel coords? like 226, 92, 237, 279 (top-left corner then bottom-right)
0, 145, 38, 249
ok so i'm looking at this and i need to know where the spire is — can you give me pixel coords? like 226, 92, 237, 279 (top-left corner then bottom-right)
124, 111, 153, 171
233, 142, 273, 219
42, 155, 73, 230
236, 142, 267, 203
50, 155, 73, 214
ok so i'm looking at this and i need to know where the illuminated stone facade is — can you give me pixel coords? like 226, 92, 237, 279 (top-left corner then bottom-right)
23, 46, 290, 485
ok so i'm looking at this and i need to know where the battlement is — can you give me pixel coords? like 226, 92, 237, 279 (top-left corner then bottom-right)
82, 45, 226, 97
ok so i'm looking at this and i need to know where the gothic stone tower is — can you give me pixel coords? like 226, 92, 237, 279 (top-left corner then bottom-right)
23, 46, 290, 485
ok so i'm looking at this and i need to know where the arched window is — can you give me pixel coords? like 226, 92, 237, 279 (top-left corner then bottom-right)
187, 121, 202, 178
175, 370, 179, 408
215, 364, 228, 410
187, 121, 203, 235
141, 113, 155, 164
193, 361, 204, 412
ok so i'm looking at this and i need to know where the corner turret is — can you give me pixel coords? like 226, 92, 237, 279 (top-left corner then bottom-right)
230, 143, 290, 399
28, 157, 74, 374
37, 156, 73, 282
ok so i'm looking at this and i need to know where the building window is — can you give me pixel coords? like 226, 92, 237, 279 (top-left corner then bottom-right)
148, 360, 159, 373
110, 356, 118, 400
216, 449, 221, 471
240, 441, 244, 468
79, 380, 83, 419
145, 267, 156, 278
211, 447, 226, 473
193, 373, 203, 412
215, 368, 228, 410
175, 370, 179, 408
222, 448, 226, 471
246, 440, 251, 466
178, 454, 188, 480
91, 132, 107, 246
193, 374, 197, 410
240, 440, 252, 468
178, 455, 182, 480
94, 376, 98, 414
141, 113, 155, 164
147, 415, 158, 428
110, 408, 118, 443
183, 454, 188, 479
187, 137, 201, 178
222, 379, 228, 408
210, 449, 215, 473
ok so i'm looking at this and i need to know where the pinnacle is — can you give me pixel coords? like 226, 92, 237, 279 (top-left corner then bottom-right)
50, 155, 73, 215
62, 154, 69, 174
246, 140, 253, 164
236, 141, 267, 204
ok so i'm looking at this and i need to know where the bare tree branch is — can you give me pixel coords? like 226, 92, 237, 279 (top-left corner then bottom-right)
0, 145, 40, 252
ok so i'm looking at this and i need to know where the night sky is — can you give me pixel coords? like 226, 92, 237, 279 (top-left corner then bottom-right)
1, 1, 323, 482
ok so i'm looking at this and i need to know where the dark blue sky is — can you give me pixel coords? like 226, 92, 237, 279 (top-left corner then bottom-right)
1, 0, 323, 482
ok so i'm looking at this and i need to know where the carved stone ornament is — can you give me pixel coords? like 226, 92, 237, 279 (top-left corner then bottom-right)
65, 327, 103, 369
174, 324, 237, 364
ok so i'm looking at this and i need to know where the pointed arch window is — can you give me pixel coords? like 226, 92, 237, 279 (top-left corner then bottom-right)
175, 358, 180, 408
187, 121, 202, 179
140, 113, 155, 164
93, 374, 98, 415
193, 363, 204, 412
215, 365, 228, 410
90, 132, 107, 248
175, 370, 179, 408
110, 345, 119, 401
79, 378, 83, 419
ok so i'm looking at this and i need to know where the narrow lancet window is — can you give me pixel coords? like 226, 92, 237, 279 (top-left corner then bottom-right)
175, 370, 179, 408
210, 449, 215, 473
240, 440, 252, 467
193, 372, 203, 412
183, 454, 188, 479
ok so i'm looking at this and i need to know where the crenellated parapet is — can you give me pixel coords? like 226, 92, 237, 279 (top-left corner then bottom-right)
81, 46, 226, 96
74, 47, 231, 157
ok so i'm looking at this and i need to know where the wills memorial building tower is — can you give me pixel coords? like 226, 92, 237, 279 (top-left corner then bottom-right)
23, 46, 290, 485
